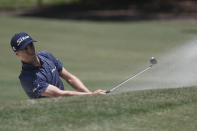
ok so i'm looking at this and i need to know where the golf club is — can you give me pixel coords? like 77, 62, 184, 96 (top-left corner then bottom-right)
106, 57, 157, 93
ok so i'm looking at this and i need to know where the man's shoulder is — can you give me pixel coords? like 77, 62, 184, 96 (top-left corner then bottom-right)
38, 51, 55, 60
37, 50, 51, 57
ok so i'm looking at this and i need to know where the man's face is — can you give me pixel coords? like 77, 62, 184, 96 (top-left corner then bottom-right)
15, 43, 36, 62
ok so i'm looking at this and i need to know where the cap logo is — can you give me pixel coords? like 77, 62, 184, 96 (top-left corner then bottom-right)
17, 36, 30, 46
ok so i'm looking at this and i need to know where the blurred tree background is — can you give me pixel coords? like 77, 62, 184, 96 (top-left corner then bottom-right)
0, 0, 196, 20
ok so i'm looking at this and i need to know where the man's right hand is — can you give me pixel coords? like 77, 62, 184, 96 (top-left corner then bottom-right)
92, 89, 106, 95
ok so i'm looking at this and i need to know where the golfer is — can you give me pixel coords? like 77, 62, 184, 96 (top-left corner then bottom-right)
10, 32, 106, 99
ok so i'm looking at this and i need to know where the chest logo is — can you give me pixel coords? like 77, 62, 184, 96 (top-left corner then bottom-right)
51, 66, 56, 73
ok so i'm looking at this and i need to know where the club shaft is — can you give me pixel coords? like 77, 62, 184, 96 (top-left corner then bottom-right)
108, 65, 152, 93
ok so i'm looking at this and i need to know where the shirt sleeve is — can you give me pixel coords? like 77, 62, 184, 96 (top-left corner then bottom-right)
32, 77, 49, 98
45, 51, 63, 72
20, 75, 49, 99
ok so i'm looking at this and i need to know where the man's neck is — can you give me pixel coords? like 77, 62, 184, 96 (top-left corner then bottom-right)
32, 56, 41, 67
22, 55, 41, 67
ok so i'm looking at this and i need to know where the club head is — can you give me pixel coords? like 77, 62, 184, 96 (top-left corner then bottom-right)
150, 57, 157, 65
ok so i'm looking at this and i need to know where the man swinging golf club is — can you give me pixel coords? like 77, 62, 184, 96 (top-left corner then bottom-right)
10, 32, 106, 99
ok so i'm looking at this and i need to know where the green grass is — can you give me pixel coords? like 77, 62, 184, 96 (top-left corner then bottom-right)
0, 16, 197, 130
0, 16, 196, 102
1, 87, 197, 131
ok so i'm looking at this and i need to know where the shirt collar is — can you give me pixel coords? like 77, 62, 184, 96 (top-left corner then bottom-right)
22, 55, 43, 70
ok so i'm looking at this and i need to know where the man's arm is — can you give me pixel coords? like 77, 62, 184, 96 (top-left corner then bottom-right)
41, 84, 106, 97
59, 67, 91, 93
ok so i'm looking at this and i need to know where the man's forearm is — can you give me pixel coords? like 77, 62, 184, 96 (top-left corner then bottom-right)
60, 90, 92, 96
60, 67, 91, 93
66, 75, 91, 93
41, 84, 92, 97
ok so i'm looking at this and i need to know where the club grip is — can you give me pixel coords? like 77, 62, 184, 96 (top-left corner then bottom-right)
106, 90, 111, 93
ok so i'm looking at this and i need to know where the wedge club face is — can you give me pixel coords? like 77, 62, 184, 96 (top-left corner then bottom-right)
106, 57, 157, 94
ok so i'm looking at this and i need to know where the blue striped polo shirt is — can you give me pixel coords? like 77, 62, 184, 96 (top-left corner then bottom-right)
19, 51, 64, 99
